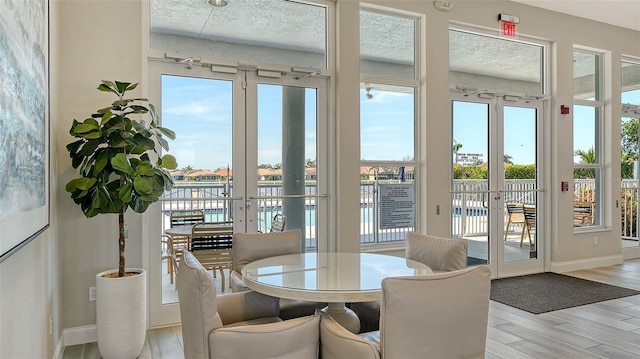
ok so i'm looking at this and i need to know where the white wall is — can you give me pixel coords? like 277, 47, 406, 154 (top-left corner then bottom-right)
55, 0, 145, 332
1, 1, 639, 356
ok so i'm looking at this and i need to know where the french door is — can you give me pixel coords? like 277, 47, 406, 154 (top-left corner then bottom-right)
147, 60, 328, 326
451, 92, 544, 277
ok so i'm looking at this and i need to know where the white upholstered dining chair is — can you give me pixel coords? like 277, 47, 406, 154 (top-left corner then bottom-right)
230, 229, 327, 319
320, 266, 491, 359
350, 232, 469, 332
177, 251, 320, 359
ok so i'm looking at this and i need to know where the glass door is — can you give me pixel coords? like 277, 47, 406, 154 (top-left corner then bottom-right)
147, 61, 327, 326
245, 71, 327, 252
451, 92, 544, 277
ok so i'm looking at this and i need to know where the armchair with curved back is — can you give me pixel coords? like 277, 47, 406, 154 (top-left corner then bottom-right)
177, 251, 320, 359
230, 228, 327, 320
350, 232, 469, 332
320, 266, 491, 359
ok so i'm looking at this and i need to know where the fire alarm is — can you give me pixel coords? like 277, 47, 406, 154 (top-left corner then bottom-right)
561, 105, 570, 115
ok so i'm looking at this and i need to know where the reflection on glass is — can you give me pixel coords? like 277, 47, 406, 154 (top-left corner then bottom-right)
360, 9, 416, 80
150, 0, 327, 69
449, 30, 543, 94
573, 50, 601, 100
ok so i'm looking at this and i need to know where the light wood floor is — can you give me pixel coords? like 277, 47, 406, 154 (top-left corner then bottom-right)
63, 258, 640, 359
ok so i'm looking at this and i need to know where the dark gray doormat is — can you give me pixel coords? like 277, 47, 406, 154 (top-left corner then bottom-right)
490, 272, 640, 314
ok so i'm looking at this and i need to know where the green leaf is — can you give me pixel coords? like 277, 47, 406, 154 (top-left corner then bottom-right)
133, 134, 155, 151
93, 150, 110, 174
73, 123, 98, 134
129, 105, 149, 114
160, 154, 178, 170
134, 162, 155, 176
126, 83, 139, 92
71, 155, 84, 169
157, 127, 176, 140
119, 182, 133, 203
91, 187, 110, 209
79, 139, 101, 156
66, 140, 84, 155
111, 153, 133, 174
133, 176, 153, 195
115, 81, 132, 94
66, 177, 97, 192
81, 130, 102, 140
157, 137, 169, 152
98, 82, 118, 95
100, 110, 113, 125
130, 198, 150, 213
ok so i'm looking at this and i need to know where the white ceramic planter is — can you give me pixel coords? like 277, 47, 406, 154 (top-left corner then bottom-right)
96, 268, 146, 359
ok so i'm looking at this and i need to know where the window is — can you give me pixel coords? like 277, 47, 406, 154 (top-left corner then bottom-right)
620, 59, 640, 244
359, 8, 419, 245
449, 30, 544, 94
150, 0, 328, 70
573, 49, 604, 228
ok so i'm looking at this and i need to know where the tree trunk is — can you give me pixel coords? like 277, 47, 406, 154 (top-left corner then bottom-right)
119, 209, 125, 277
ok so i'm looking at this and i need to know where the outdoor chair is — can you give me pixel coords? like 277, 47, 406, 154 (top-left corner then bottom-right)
161, 235, 178, 288
350, 232, 468, 332
320, 266, 491, 359
270, 213, 287, 232
504, 202, 525, 242
190, 222, 234, 291
168, 209, 205, 269
230, 229, 327, 320
177, 251, 320, 359
522, 205, 536, 246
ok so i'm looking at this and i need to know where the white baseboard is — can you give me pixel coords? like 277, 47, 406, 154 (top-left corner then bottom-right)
63, 325, 97, 347
549, 254, 623, 273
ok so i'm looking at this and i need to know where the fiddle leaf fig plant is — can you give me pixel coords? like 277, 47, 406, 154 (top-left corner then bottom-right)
65, 80, 178, 277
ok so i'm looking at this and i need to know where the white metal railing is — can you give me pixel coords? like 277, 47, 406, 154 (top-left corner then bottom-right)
161, 178, 639, 248
621, 179, 639, 240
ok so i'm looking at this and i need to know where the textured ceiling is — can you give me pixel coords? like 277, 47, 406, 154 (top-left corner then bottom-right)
150, 0, 637, 85
151, 0, 326, 54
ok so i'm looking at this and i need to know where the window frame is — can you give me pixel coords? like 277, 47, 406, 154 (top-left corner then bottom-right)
573, 48, 605, 231
359, 5, 421, 244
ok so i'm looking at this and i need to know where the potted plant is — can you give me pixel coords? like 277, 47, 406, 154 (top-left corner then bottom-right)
65, 80, 177, 359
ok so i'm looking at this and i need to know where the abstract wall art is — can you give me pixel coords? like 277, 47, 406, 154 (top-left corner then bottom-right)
0, 0, 49, 262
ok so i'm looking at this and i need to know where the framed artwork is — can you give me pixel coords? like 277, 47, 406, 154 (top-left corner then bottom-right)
0, 0, 50, 263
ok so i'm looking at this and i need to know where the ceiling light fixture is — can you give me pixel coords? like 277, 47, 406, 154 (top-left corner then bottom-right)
365, 87, 373, 100
208, 0, 228, 6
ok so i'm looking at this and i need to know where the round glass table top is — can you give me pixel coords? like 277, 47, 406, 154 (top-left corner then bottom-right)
241, 252, 432, 302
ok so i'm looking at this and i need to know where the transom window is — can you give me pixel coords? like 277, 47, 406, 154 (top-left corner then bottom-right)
150, 0, 327, 70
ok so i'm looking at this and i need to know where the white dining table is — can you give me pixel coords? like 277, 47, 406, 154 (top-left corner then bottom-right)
242, 252, 432, 333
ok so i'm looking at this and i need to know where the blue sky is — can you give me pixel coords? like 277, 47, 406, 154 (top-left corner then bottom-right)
161, 74, 640, 170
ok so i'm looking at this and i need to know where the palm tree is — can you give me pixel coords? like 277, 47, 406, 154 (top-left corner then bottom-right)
503, 154, 514, 164
575, 147, 596, 164
453, 140, 463, 164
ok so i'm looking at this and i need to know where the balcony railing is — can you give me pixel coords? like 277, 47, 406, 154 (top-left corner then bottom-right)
161, 178, 640, 251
